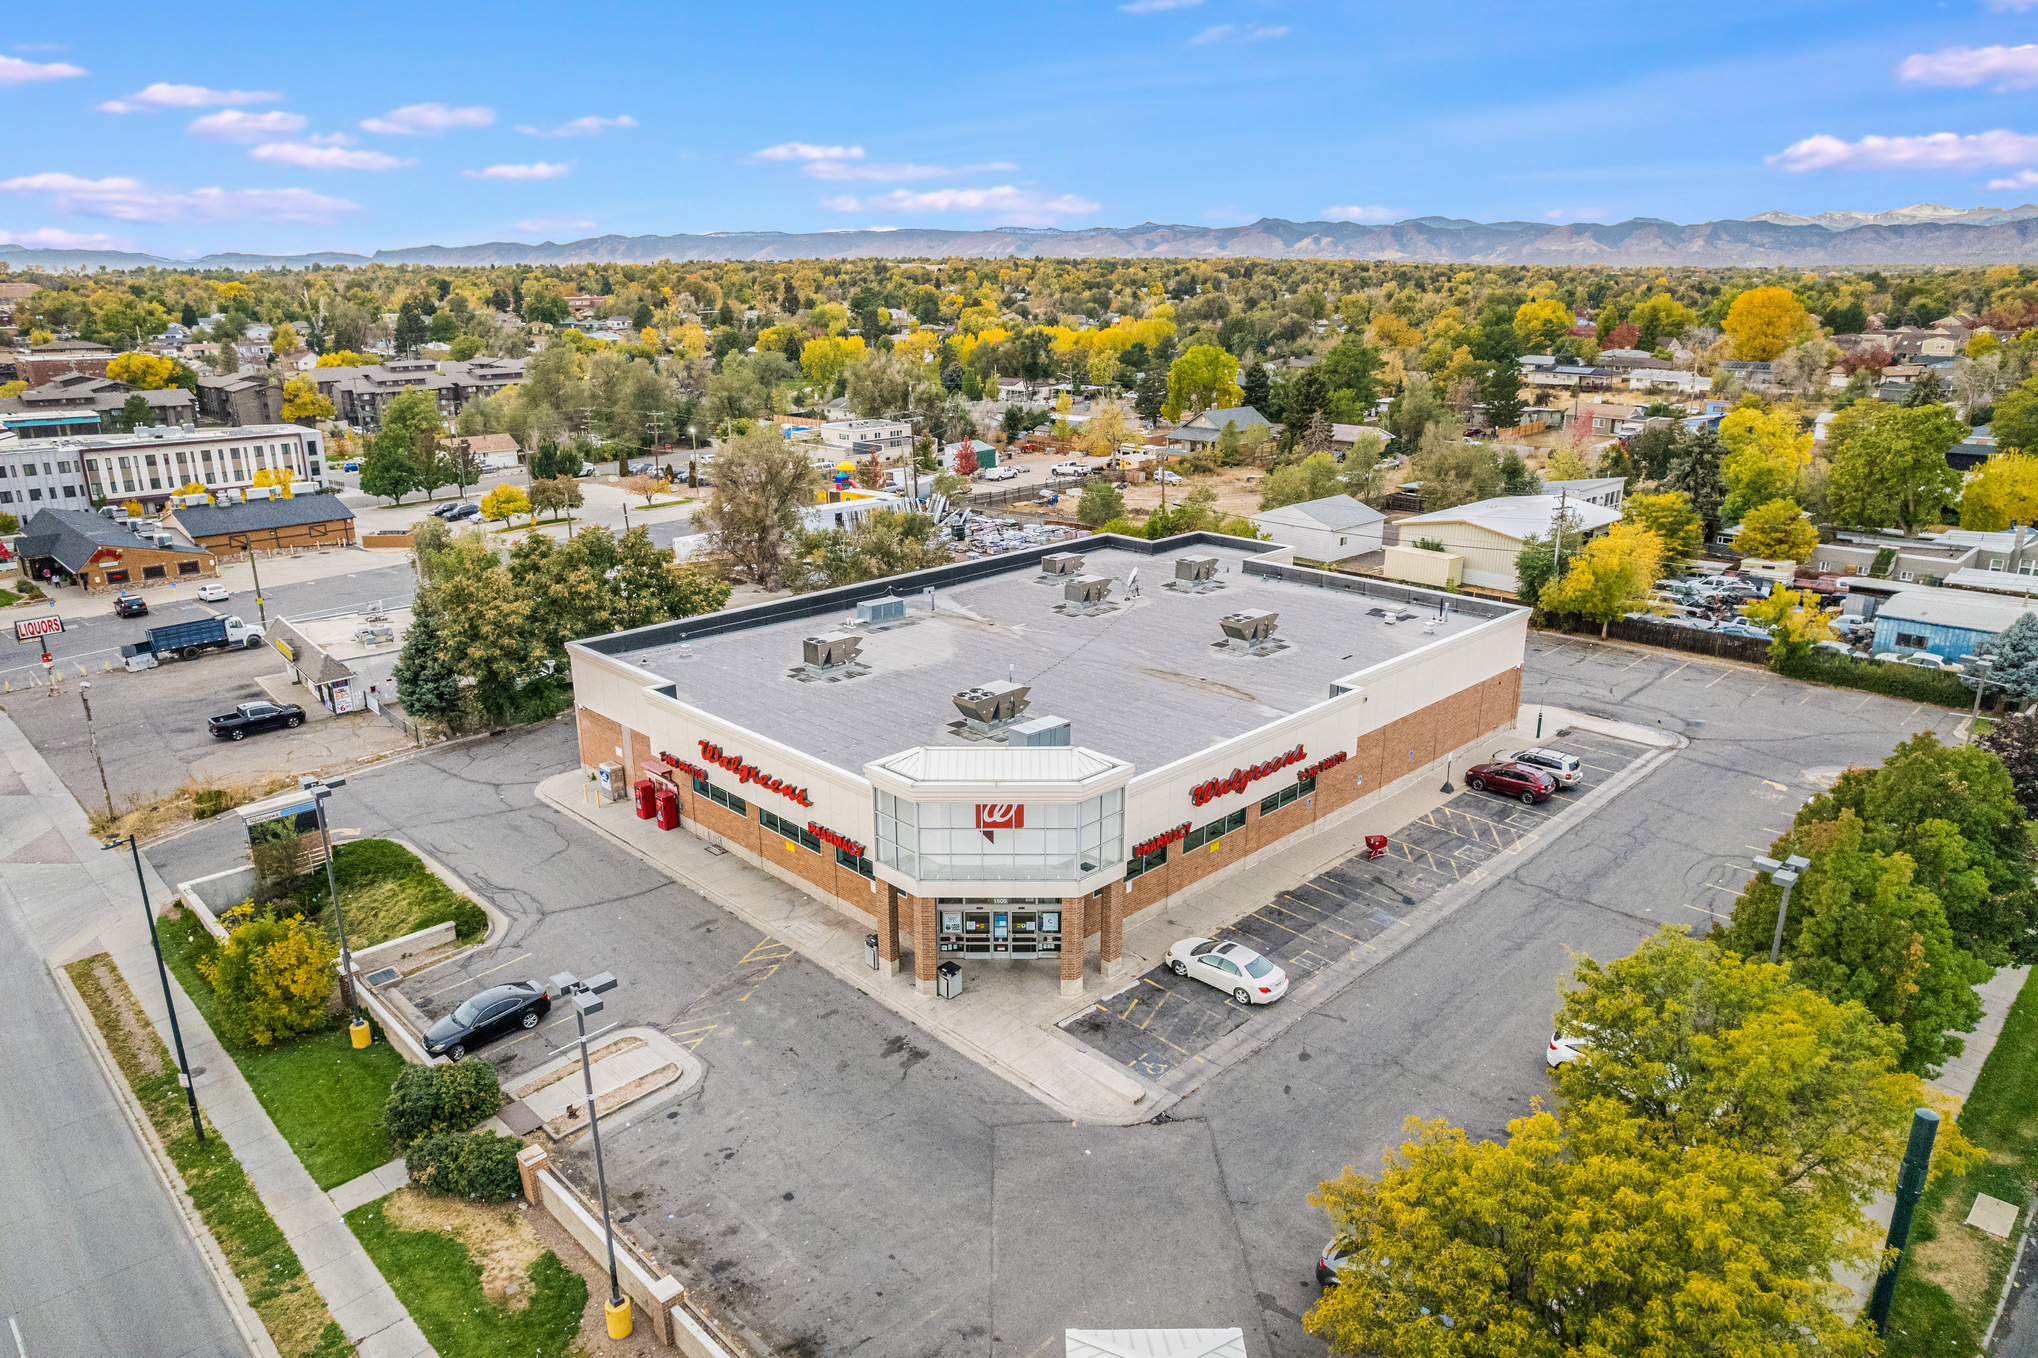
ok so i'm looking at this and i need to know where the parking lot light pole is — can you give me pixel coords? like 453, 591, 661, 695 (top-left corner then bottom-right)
1753, 852, 1812, 964
1868, 1108, 1941, 1335
103, 833, 204, 1143
301, 776, 367, 1044
549, 969, 630, 1338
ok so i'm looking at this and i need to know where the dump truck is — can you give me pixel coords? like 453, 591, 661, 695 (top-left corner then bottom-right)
141, 614, 265, 662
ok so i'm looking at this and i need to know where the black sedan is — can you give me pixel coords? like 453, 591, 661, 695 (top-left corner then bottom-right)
424, 980, 550, 1061
1465, 761, 1558, 804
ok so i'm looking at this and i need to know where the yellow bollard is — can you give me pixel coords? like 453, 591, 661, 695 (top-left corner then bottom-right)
349, 1018, 371, 1049
605, 1296, 632, 1339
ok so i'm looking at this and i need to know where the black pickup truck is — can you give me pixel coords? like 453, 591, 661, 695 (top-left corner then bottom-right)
208, 701, 305, 740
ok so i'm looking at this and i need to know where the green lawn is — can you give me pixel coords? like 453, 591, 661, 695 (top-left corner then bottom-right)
346, 1197, 587, 1358
1884, 970, 2038, 1356
161, 908, 407, 1190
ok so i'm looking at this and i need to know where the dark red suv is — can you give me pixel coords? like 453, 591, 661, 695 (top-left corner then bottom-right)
1466, 761, 1557, 804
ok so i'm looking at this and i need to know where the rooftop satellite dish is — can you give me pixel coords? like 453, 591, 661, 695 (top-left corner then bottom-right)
1127, 567, 1139, 587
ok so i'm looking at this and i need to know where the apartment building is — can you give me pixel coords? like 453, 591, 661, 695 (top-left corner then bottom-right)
19, 423, 327, 510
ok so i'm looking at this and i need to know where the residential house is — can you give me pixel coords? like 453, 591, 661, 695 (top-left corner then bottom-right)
1393, 494, 1622, 593
14, 507, 215, 591
1566, 402, 1644, 436
1542, 477, 1627, 512
1163, 406, 1273, 452
1247, 494, 1385, 564
1627, 369, 1713, 395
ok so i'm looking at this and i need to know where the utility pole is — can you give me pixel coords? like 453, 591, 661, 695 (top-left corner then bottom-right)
80, 681, 113, 820
644, 410, 666, 477
231, 534, 269, 627
1551, 489, 1570, 578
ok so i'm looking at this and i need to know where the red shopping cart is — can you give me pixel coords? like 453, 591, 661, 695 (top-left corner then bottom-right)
1363, 835, 1389, 860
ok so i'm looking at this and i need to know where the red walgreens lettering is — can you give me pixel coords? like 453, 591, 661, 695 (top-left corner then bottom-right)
1298, 750, 1348, 781
697, 740, 813, 807
1190, 744, 1306, 807
807, 822, 867, 859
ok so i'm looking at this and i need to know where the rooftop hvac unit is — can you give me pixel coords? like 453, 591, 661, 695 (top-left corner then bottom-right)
1005, 715, 1070, 748
1219, 609, 1280, 645
1041, 552, 1085, 576
856, 597, 905, 625
952, 681, 1031, 726
802, 630, 863, 671
1064, 575, 1112, 606
1176, 556, 1218, 582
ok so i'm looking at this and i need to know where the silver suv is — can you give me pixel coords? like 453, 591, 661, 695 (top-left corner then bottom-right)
1503, 747, 1582, 788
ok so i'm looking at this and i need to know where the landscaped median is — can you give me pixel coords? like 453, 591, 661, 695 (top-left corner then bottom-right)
1885, 969, 2038, 1356
62, 953, 353, 1358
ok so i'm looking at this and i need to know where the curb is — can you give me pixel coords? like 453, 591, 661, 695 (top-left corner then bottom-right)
535, 778, 1155, 1126
49, 960, 280, 1358
1153, 735, 1684, 1104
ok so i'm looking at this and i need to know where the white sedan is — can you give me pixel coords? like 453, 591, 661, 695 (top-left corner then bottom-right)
1167, 937, 1288, 1004
195, 582, 229, 602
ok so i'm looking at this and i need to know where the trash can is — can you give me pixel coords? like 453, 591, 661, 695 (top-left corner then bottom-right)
865, 933, 880, 970
936, 960, 962, 999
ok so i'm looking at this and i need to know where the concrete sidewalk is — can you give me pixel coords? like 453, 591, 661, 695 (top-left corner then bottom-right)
538, 706, 1679, 1124
0, 714, 438, 1358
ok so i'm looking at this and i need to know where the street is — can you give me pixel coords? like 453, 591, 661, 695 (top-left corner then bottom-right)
130, 634, 1965, 1356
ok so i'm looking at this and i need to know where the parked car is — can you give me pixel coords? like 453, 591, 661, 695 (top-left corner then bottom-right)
1166, 937, 1289, 1005
1465, 761, 1557, 804
443, 502, 481, 522
1317, 1241, 1350, 1287
207, 701, 305, 741
1050, 460, 1093, 478
1714, 623, 1771, 640
977, 465, 1021, 482
341, 460, 360, 472
113, 593, 148, 618
1547, 1029, 1592, 1067
422, 980, 552, 1061
1502, 747, 1582, 788
195, 582, 229, 602
579, 461, 597, 476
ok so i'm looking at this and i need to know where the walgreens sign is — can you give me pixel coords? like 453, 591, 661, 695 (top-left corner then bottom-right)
1190, 743, 1307, 807
697, 740, 813, 807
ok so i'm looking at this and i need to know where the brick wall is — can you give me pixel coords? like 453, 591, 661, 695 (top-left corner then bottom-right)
576, 707, 622, 772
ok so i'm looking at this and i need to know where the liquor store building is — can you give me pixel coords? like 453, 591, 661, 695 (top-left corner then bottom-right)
567, 536, 1529, 996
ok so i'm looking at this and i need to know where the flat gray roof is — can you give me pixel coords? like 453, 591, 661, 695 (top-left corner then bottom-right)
615, 543, 1496, 774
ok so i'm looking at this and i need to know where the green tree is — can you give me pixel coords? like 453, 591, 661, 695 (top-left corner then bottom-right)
1076, 478, 1126, 527
693, 428, 819, 589
1162, 344, 1241, 420
1719, 811, 1990, 1076
1734, 498, 1818, 561
1385, 373, 1448, 451
790, 508, 953, 592
1977, 711, 2038, 818
389, 602, 462, 725
383, 1059, 501, 1148
1513, 512, 1588, 609
1257, 452, 1344, 510
358, 441, 421, 504
392, 299, 428, 354
113, 393, 152, 433
1992, 376, 2038, 452
1663, 425, 1730, 536
1133, 366, 1167, 420
1826, 402, 1964, 536
1406, 427, 1502, 510
1318, 331, 1384, 423
1969, 612, 2038, 707
1240, 361, 1270, 414
1477, 360, 1525, 429
1620, 491, 1702, 571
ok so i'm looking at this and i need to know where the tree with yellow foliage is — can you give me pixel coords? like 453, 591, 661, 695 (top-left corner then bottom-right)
1724, 287, 1812, 361
639, 326, 659, 349
315, 351, 378, 368
1368, 314, 1421, 351
1719, 404, 1813, 522
1960, 450, 2038, 530
281, 375, 334, 423
1742, 579, 1835, 663
1538, 522, 1663, 634
1734, 497, 1819, 561
174, 480, 208, 499
195, 909, 338, 1047
480, 482, 531, 523
249, 469, 294, 498
800, 335, 866, 393
106, 352, 178, 390
1080, 403, 1133, 456
1513, 298, 1574, 350
270, 322, 298, 354
1162, 344, 1241, 421
1968, 331, 2002, 359
673, 322, 709, 360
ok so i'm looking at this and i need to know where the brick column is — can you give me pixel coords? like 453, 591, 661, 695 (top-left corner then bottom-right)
877, 885, 901, 976
1101, 887, 1125, 980
1059, 894, 1086, 997
516, 1143, 551, 1204
913, 895, 938, 995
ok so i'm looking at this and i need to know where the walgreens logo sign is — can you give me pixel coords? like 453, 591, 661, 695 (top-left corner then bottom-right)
698, 740, 813, 807
1190, 744, 1307, 807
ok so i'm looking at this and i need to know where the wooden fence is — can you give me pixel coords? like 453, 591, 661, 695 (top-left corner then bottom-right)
1542, 612, 1772, 664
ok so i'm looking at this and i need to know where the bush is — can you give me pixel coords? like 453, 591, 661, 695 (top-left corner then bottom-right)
191, 788, 233, 819
247, 822, 305, 902
404, 1130, 524, 1200
1772, 649, 1973, 707
383, 1058, 501, 1149
195, 910, 339, 1047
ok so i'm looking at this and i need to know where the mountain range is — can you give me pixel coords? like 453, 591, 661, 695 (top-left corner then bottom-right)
15, 206, 2038, 271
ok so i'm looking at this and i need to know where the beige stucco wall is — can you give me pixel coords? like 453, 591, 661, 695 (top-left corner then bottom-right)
1382, 544, 1463, 588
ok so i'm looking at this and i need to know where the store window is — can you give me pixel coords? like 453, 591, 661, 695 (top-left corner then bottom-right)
760, 808, 821, 852
1125, 843, 1168, 880
874, 788, 1123, 883
1259, 776, 1318, 818
177, 561, 200, 575
836, 845, 875, 879
1183, 808, 1247, 851
142, 565, 166, 579
689, 776, 748, 817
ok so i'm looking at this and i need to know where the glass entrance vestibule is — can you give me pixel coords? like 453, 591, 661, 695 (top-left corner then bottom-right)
936, 899, 1065, 958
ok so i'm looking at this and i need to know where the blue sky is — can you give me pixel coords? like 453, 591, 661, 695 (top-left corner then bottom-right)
6, 1, 2038, 256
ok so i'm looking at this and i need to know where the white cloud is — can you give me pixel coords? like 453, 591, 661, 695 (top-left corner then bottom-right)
187, 109, 307, 143
515, 114, 636, 138
0, 225, 122, 248
828, 185, 1100, 226
806, 159, 1018, 183
514, 216, 596, 234
1984, 0, 2038, 9
1769, 129, 2038, 170
1899, 44, 2038, 91
98, 81, 277, 112
462, 162, 572, 180
250, 142, 413, 171
754, 142, 864, 162
1543, 206, 1610, 221
359, 103, 494, 135
1987, 169, 2038, 188
1189, 22, 1287, 44
1120, 0, 1200, 10
0, 54, 86, 85
0, 173, 358, 224
1324, 204, 1401, 222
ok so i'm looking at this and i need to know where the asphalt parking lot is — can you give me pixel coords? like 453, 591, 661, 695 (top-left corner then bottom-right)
1060, 730, 1646, 1080
134, 634, 1974, 1358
